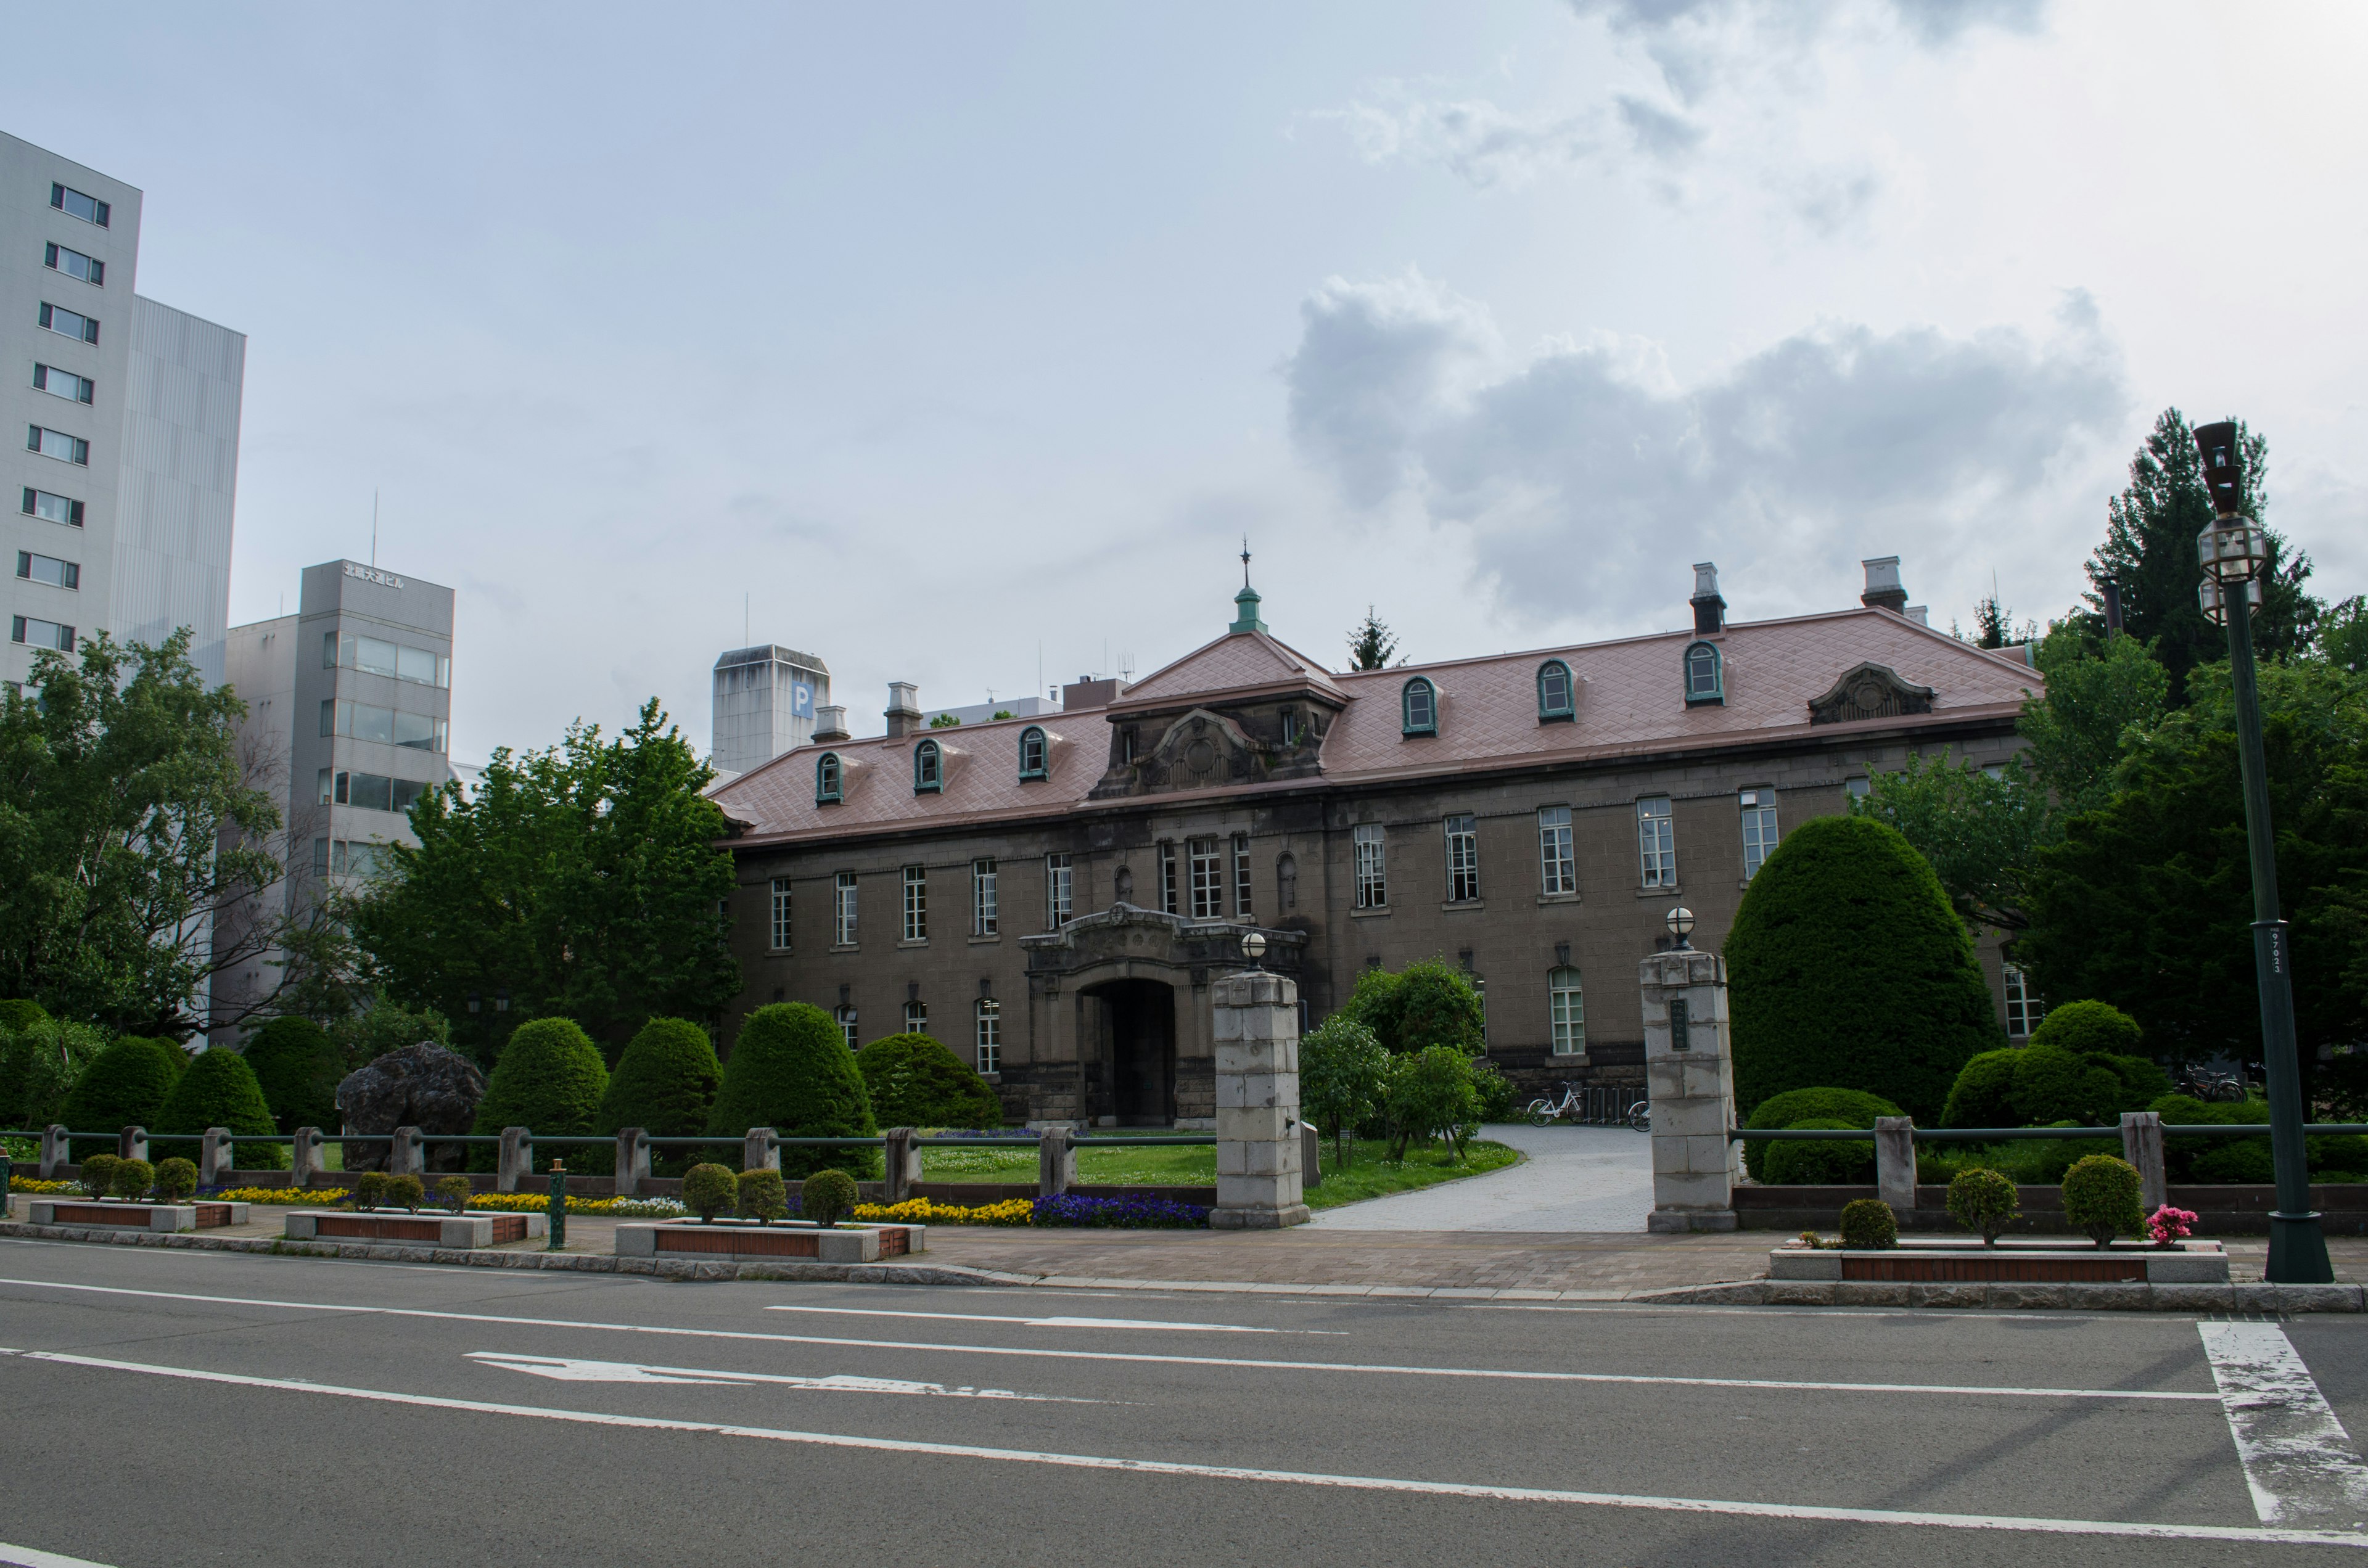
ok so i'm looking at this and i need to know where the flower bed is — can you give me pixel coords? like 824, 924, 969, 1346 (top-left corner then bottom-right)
854, 1197, 1034, 1226
1032, 1192, 1208, 1229
196, 1185, 685, 1217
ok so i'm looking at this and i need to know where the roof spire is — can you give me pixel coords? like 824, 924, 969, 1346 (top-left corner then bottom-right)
1230, 538, 1267, 635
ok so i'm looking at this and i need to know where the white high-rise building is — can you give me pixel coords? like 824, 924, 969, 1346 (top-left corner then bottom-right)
711, 644, 829, 777
3, 131, 244, 690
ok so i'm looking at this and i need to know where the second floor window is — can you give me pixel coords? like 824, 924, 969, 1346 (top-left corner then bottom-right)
2005, 964, 2044, 1039
10, 615, 73, 652
1538, 805, 1576, 896
33, 365, 93, 404
972, 858, 998, 936
1444, 814, 1479, 902
904, 999, 928, 1035
834, 871, 859, 945
16, 551, 78, 591
320, 699, 446, 752
38, 302, 99, 343
22, 487, 84, 527
1188, 839, 1223, 919
1638, 797, 1677, 889
43, 242, 102, 286
902, 865, 927, 941
1354, 823, 1387, 909
1045, 852, 1073, 927
1159, 842, 1178, 915
1233, 834, 1252, 917
27, 426, 88, 466
1740, 788, 1780, 879
836, 1004, 858, 1051
769, 879, 792, 950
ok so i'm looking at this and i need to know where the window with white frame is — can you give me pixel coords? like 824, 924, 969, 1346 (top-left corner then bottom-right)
1188, 839, 1223, 919
1845, 776, 1871, 801
1684, 641, 1723, 705
1045, 852, 1073, 928
11, 616, 73, 652
815, 752, 842, 803
1159, 842, 1178, 914
1354, 823, 1387, 909
43, 242, 102, 287
1018, 726, 1047, 780
27, 425, 88, 466
1549, 967, 1585, 1055
22, 487, 84, 527
17, 551, 78, 591
975, 998, 1001, 1075
905, 999, 927, 1035
1538, 805, 1576, 897
1537, 659, 1575, 721
972, 858, 998, 936
836, 1005, 858, 1051
32, 365, 93, 404
902, 865, 927, 942
2004, 964, 2043, 1038
1401, 676, 1437, 736
1637, 797, 1677, 888
1444, 814, 1479, 902
51, 183, 110, 226
1740, 788, 1780, 880
1232, 834, 1252, 917
913, 739, 942, 793
769, 878, 792, 950
326, 631, 448, 687
834, 871, 859, 946
320, 699, 446, 752
36, 303, 98, 344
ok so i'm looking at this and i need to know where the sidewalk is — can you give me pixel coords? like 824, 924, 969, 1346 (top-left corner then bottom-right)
1309, 1122, 1653, 1233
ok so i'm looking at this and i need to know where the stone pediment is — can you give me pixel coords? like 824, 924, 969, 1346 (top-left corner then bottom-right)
1091, 705, 1313, 798
1807, 662, 1936, 726
1018, 901, 1309, 985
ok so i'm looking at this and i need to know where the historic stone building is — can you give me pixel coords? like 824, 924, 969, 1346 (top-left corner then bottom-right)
709, 559, 2039, 1127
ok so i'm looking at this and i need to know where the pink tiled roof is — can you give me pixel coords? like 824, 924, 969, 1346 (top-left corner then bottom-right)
710, 608, 2038, 846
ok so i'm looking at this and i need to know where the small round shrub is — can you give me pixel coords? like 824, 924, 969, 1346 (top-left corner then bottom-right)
2028, 1000, 2143, 1059
2106, 1055, 2172, 1107
385, 1175, 424, 1212
682, 1162, 736, 1222
1838, 1197, 1898, 1249
78, 1152, 120, 1197
2007, 1045, 2124, 1127
1940, 1050, 2018, 1129
2061, 1154, 2144, 1246
736, 1167, 789, 1225
598, 1017, 725, 1172
707, 1004, 878, 1180
110, 1157, 154, 1201
855, 1033, 1001, 1130
60, 1037, 186, 1158
153, 1048, 286, 1168
352, 1170, 390, 1210
1761, 1120, 1877, 1186
1946, 1166, 2019, 1244
1740, 1088, 1901, 1181
802, 1168, 858, 1228
240, 1016, 342, 1133
436, 1175, 471, 1213
152, 1157, 198, 1203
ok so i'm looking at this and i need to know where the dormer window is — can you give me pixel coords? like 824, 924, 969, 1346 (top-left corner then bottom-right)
914, 738, 943, 793
1018, 726, 1048, 781
1401, 676, 1437, 736
1537, 659, 1574, 722
815, 752, 843, 804
1683, 641, 1724, 706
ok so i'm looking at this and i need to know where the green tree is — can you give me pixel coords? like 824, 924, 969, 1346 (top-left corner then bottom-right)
240, 1016, 342, 1133
349, 700, 740, 1062
1382, 1046, 1482, 1160
1849, 751, 2053, 934
598, 1017, 724, 1165
1299, 1015, 1388, 1167
1342, 958, 1485, 1056
706, 1003, 878, 1178
329, 994, 454, 1069
467, 1017, 610, 1164
59, 1036, 185, 1155
1346, 607, 1400, 671
153, 1048, 286, 1168
0, 1009, 104, 1128
0, 631, 292, 1035
2323, 596, 2368, 676
854, 1033, 1001, 1129
2079, 408, 2315, 705
1725, 816, 2000, 1123
2019, 627, 2171, 819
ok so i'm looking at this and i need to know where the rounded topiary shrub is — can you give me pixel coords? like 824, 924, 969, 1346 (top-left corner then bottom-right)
352, 1170, 390, 1209
436, 1175, 472, 1213
153, 1048, 286, 1168
706, 1004, 878, 1180
2006, 1046, 2125, 1128
2027, 1000, 2142, 1059
385, 1174, 424, 1212
1740, 1088, 1902, 1181
1946, 1166, 2019, 1244
1727, 816, 2000, 1125
78, 1152, 120, 1197
736, 1167, 789, 1225
152, 1157, 198, 1203
1838, 1197, 1898, 1249
240, 1016, 342, 1134
59, 1036, 186, 1159
855, 1033, 1001, 1130
110, 1157, 154, 1201
802, 1168, 858, 1228
598, 1018, 724, 1172
1940, 1050, 2018, 1129
2061, 1154, 2144, 1246
0, 998, 51, 1035
469, 1018, 610, 1170
682, 1162, 736, 1222
1761, 1120, 1877, 1186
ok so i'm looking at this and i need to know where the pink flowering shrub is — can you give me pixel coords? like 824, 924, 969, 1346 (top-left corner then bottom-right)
2147, 1204, 2198, 1247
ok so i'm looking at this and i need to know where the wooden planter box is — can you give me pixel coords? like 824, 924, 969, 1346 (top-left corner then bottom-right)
1770, 1238, 2228, 1284
614, 1218, 925, 1264
284, 1210, 546, 1248
27, 1199, 248, 1232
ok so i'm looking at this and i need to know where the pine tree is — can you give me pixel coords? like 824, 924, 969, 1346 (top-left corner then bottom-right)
1346, 608, 1399, 671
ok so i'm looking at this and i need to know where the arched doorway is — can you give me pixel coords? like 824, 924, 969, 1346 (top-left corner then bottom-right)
1080, 977, 1176, 1125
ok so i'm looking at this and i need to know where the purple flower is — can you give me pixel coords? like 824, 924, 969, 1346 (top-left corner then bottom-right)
1030, 1193, 1208, 1229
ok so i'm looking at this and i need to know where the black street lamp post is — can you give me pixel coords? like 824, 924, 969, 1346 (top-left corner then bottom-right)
2192, 420, 2331, 1284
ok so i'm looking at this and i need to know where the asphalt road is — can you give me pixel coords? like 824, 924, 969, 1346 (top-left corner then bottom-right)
1, 1238, 2365, 1567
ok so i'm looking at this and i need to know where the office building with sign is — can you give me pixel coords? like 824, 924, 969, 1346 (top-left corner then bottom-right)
3, 130, 245, 690
711, 643, 830, 778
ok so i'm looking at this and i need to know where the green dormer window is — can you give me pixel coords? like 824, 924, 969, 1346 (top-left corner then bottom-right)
1401, 676, 1437, 736
1684, 641, 1724, 706
914, 739, 943, 794
815, 752, 842, 804
1537, 659, 1574, 722
1018, 726, 1048, 781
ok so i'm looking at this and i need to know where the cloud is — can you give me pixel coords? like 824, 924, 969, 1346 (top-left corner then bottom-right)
1571, 0, 2048, 102
1309, 93, 1597, 190
1614, 94, 1706, 162
1285, 271, 2128, 625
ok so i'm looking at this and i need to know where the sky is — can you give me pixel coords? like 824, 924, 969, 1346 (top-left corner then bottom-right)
17, 1, 2368, 762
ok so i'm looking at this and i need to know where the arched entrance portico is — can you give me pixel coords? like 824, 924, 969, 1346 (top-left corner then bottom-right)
1080, 977, 1176, 1125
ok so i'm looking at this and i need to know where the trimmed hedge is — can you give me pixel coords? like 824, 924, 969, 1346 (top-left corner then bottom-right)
1946, 1166, 2019, 1243
0, 998, 50, 1035
802, 1168, 858, 1228
2062, 1154, 2144, 1245
1726, 815, 1999, 1123
1740, 1087, 1901, 1182
1839, 1198, 1897, 1249
2027, 1000, 2142, 1059
59, 1036, 186, 1157
469, 1019, 610, 1170
736, 1167, 789, 1224
598, 1017, 723, 1173
1761, 1119, 1876, 1186
855, 1033, 1001, 1130
153, 1049, 286, 1168
241, 1016, 342, 1133
706, 1003, 878, 1180
1944, 1043, 2173, 1129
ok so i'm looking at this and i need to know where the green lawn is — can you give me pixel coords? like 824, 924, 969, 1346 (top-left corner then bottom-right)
1304, 1139, 1519, 1210
919, 1137, 1520, 1210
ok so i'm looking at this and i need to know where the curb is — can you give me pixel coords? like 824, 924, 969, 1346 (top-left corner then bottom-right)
1623, 1279, 2368, 1313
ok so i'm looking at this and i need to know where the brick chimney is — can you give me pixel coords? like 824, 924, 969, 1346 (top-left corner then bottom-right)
884, 682, 922, 739
1860, 557, 1909, 614
1690, 562, 1725, 635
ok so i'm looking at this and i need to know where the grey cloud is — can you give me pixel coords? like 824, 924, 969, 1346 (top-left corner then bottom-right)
1312, 94, 1597, 190
1615, 95, 1706, 162
1285, 272, 2128, 622
1569, 0, 2050, 103
1789, 168, 1880, 236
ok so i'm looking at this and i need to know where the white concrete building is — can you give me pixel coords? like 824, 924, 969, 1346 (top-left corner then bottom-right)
711, 644, 830, 776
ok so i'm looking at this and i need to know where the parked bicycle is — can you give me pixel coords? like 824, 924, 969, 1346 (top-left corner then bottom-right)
2176, 1067, 2249, 1102
1525, 1081, 1650, 1133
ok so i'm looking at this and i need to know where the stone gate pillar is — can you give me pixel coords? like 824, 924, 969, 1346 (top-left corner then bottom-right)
1641, 947, 1741, 1233
1211, 969, 1310, 1229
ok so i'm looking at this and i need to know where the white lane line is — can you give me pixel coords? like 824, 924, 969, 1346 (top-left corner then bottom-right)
0, 1541, 115, 1568
0, 1276, 2216, 1402
1, 1347, 2354, 1548
2200, 1323, 2368, 1530
467, 1352, 1104, 1402
765, 1305, 1341, 1334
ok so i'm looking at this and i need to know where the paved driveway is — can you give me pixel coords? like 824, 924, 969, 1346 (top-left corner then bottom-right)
1309, 1120, 1654, 1233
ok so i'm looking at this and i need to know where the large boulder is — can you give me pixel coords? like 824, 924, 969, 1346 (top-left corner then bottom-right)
336, 1042, 487, 1172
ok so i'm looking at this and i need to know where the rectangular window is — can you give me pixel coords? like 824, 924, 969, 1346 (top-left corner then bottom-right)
902, 865, 927, 942
32, 365, 94, 404
1188, 839, 1223, 919
1550, 969, 1585, 1055
1159, 842, 1178, 915
51, 183, 110, 227
976, 999, 1001, 1075
313, 837, 330, 876
1844, 776, 1871, 800
22, 488, 84, 527
332, 631, 447, 687
836, 1006, 858, 1052
1538, 805, 1576, 897
1637, 797, 1677, 889
2004, 964, 2043, 1039
15, 552, 78, 591
1232, 834, 1252, 918
904, 999, 928, 1035
770, 878, 793, 951
393, 710, 445, 751
27, 426, 90, 466
1045, 852, 1073, 929
355, 634, 398, 676
1444, 814, 1479, 903
9, 616, 74, 652
36, 303, 99, 344
43, 242, 103, 287
973, 858, 999, 936
1740, 788, 1780, 880
1354, 823, 1387, 909
834, 871, 859, 946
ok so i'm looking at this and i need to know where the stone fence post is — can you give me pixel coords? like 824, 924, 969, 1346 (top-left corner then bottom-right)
2121, 1111, 2167, 1211
614, 1128, 649, 1198
199, 1128, 237, 1188
1301, 1122, 1323, 1189
388, 1127, 425, 1180
882, 1128, 919, 1204
1875, 1117, 1916, 1219
1211, 969, 1309, 1229
1037, 1128, 1075, 1197
40, 1125, 68, 1180
497, 1127, 533, 1192
1641, 948, 1739, 1233
120, 1126, 148, 1165
743, 1128, 779, 1174
290, 1127, 323, 1189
